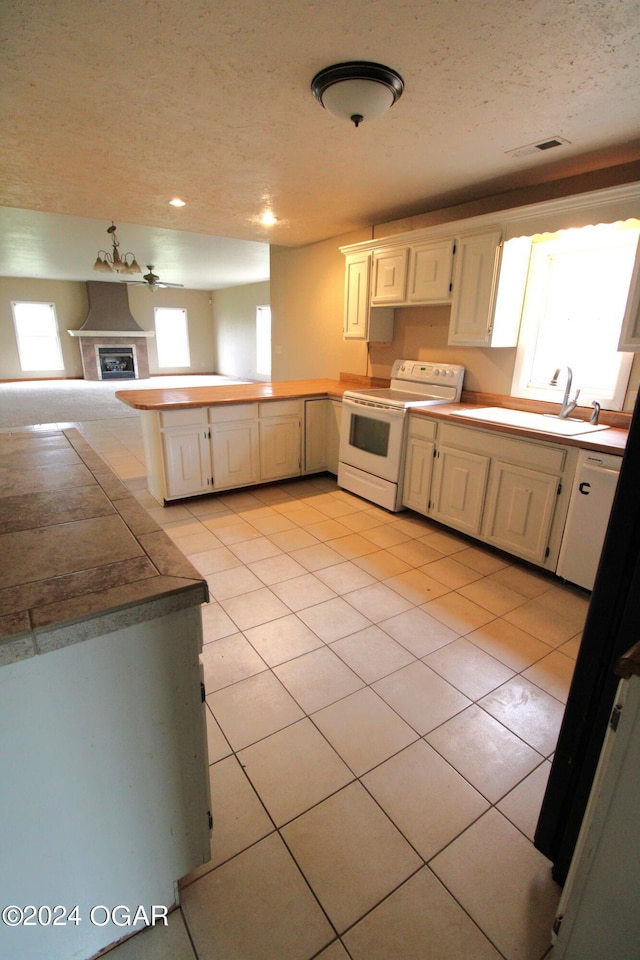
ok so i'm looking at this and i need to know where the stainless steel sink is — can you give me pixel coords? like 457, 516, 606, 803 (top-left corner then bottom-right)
450, 407, 609, 436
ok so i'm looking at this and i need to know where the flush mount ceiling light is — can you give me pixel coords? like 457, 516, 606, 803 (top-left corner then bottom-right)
311, 61, 404, 127
93, 222, 142, 275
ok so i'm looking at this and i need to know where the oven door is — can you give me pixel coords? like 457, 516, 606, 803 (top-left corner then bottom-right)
339, 397, 406, 483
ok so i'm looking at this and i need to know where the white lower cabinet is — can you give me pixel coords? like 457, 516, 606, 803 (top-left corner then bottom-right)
403, 415, 575, 569
163, 427, 211, 498
305, 398, 328, 474
430, 445, 490, 536
259, 400, 302, 482
402, 417, 437, 513
144, 400, 311, 502
209, 404, 259, 491
483, 460, 560, 563
211, 422, 259, 489
304, 398, 342, 475
158, 408, 212, 500
260, 417, 301, 481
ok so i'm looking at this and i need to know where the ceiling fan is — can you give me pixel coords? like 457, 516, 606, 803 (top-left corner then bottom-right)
123, 265, 184, 292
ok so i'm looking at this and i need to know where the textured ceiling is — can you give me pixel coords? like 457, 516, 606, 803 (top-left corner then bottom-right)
1, 0, 639, 287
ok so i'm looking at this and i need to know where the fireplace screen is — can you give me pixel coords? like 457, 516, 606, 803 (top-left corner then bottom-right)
97, 346, 137, 380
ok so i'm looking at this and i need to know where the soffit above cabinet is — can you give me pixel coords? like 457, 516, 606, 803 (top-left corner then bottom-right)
340, 183, 640, 256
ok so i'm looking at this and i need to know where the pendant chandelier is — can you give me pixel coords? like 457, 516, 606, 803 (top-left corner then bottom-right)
93, 222, 142, 275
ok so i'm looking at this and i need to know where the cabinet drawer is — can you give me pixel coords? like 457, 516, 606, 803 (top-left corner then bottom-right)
160, 408, 206, 428
407, 415, 437, 441
259, 400, 302, 419
209, 403, 258, 423
438, 422, 566, 473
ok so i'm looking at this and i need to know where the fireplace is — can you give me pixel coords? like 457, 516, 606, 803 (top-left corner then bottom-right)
97, 345, 137, 380
68, 282, 153, 380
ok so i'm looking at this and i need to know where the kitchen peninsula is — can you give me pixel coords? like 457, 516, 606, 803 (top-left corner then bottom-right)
116, 376, 373, 505
0, 428, 211, 960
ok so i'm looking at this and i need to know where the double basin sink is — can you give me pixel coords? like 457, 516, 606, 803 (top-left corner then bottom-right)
450, 407, 609, 436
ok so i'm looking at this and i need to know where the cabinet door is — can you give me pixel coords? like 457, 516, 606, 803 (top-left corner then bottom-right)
304, 399, 328, 473
163, 427, 211, 499
211, 421, 259, 490
402, 437, 435, 514
430, 445, 489, 535
371, 247, 409, 304
260, 418, 301, 481
407, 239, 454, 303
344, 253, 371, 339
618, 237, 640, 350
483, 461, 559, 563
448, 228, 504, 346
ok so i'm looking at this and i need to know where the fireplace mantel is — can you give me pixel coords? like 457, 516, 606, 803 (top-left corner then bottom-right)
69, 329, 155, 338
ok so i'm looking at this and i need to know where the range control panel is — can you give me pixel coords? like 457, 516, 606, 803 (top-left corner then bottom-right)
391, 359, 465, 387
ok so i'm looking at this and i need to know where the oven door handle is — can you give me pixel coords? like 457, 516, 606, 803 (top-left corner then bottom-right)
342, 398, 406, 418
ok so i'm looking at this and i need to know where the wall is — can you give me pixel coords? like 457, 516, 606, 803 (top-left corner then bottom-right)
211, 281, 270, 379
118, 286, 215, 375
0, 278, 87, 379
269, 230, 369, 381
0, 279, 216, 379
368, 305, 517, 394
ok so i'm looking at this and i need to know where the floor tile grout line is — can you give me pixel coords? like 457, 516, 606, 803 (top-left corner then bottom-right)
84, 425, 578, 959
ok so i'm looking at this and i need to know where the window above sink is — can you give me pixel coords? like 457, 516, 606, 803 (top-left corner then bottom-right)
510, 220, 640, 411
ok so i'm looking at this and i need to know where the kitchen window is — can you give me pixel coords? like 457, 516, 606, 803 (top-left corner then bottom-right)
511, 221, 640, 410
11, 301, 64, 371
154, 307, 190, 368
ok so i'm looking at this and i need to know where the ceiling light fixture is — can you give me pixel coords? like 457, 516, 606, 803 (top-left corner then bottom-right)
169, 197, 186, 207
93, 222, 142, 275
260, 210, 278, 227
311, 61, 404, 128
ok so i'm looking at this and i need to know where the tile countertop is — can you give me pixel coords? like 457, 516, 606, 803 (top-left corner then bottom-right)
0, 429, 208, 668
413, 402, 628, 456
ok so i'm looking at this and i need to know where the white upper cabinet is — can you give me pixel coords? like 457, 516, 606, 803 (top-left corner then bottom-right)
343, 252, 370, 338
371, 247, 409, 304
407, 238, 455, 303
618, 237, 640, 351
343, 251, 394, 342
448, 228, 507, 346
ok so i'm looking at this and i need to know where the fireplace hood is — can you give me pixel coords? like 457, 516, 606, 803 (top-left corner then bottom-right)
71, 281, 153, 337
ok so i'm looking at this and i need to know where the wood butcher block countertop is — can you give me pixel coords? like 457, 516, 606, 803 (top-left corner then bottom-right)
116, 378, 365, 411
412, 402, 629, 456
117, 376, 629, 456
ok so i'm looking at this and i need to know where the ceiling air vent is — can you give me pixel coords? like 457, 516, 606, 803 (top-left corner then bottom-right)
506, 136, 570, 159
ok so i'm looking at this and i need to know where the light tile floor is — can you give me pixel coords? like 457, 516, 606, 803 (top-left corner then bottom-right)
66, 415, 589, 960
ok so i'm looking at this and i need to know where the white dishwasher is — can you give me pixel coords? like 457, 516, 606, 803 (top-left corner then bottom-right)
556, 450, 622, 591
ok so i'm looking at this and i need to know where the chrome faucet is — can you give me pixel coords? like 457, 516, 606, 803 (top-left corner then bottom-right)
550, 366, 581, 418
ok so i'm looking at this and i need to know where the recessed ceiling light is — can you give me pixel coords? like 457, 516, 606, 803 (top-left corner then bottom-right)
260, 210, 278, 226
169, 197, 186, 207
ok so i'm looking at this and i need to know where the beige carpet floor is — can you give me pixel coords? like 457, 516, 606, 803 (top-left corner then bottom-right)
0, 375, 251, 428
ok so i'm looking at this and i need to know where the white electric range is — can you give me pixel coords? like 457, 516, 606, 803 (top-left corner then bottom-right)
338, 359, 465, 511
